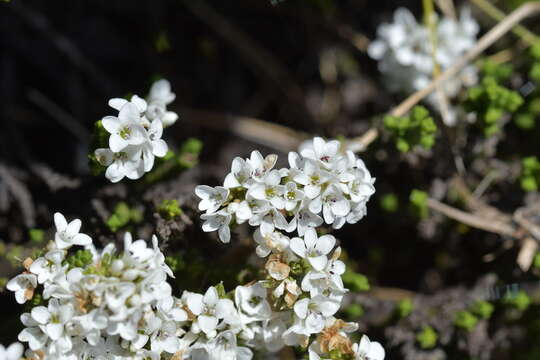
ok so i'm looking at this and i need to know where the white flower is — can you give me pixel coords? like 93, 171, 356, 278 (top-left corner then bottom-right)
246, 151, 277, 182
301, 251, 346, 297
353, 335, 385, 360
108, 95, 148, 114
29, 249, 65, 284
53, 212, 92, 249
234, 283, 272, 321
293, 160, 331, 199
223, 157, 253, 189
0, 343, 24, 360
249, 208, 288, 236
146, 79, 178, 127
192, 330, 253, 360
293, 295, 341, 335
102, 102, 147, 152
283, 181, 304, 211
253, 229, 289, 258
94, 146, 143, 183
284, 205, 321, 236
300, 137, 341, 170
195, 185, 230, 214
19, 299, 74, 354
187, 287, 235, 338
309, 185, 350, 225
248, 170, 285, 209
140, 119, 168, 172
200, 210, 232, 243
290, 228, 335, 271
150, 321, 180, 354
6, 273, 37, 304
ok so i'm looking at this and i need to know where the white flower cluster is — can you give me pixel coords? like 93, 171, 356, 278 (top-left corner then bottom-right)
196, 137, 375, 244
195, 137, 384, 360
368, 7, 479, 125
7, 213, 177, 359
6, 138, 383, 359
94, 79, 178, 183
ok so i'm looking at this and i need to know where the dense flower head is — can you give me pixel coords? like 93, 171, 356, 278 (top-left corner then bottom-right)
196, 137, 375, 243
194, 137, 384, 360
9, 138, 384, 359
94, 79, 178, 183
368, 7, 479, 125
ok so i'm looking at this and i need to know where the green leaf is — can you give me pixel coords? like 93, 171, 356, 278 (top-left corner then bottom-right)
471, 301, 494, 320
342, 270, 370, 292
397, 298, 414, 318
380, 193, 399, 213
416, 326, 438, 349
29, 229, 45, 244
454, 310, 478, 331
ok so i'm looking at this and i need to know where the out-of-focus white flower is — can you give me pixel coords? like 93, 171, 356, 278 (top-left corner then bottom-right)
368, 7, 479, 125
0, 342, 24, 360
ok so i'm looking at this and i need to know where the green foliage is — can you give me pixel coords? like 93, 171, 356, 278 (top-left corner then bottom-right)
396, 298, 414, 318
384, 106, 437, 152
533, 252, 540, 269
454, 310, 478, 331
466, 71, 524, 136
144, 138, 203, 184
504, 0, 540, 9
480, 59, 513, 82
29, 229, 45, 244
155, 31, 171, 53
214, 282, 227, 299
106, 202, 143, 232
503, 290, 531, 311
158, 199, 183, 220
88, 120, 110, 175
165, 254, 186, 274
380, 193, 398, 213
343, 303, 364, 319
471, 300, 494, 320
27, 292, 45, 308
416, 325, 438, 349
341, 270, 370, 292
6, 245, 24, 267
328, 349, 354, 360
410, 189, 429, 219
65, 250, 94, 270
520, 156, 540, 192
0, 277, 7, 290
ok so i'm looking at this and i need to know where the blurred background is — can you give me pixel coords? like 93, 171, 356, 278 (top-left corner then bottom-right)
1, 0, 540, 359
